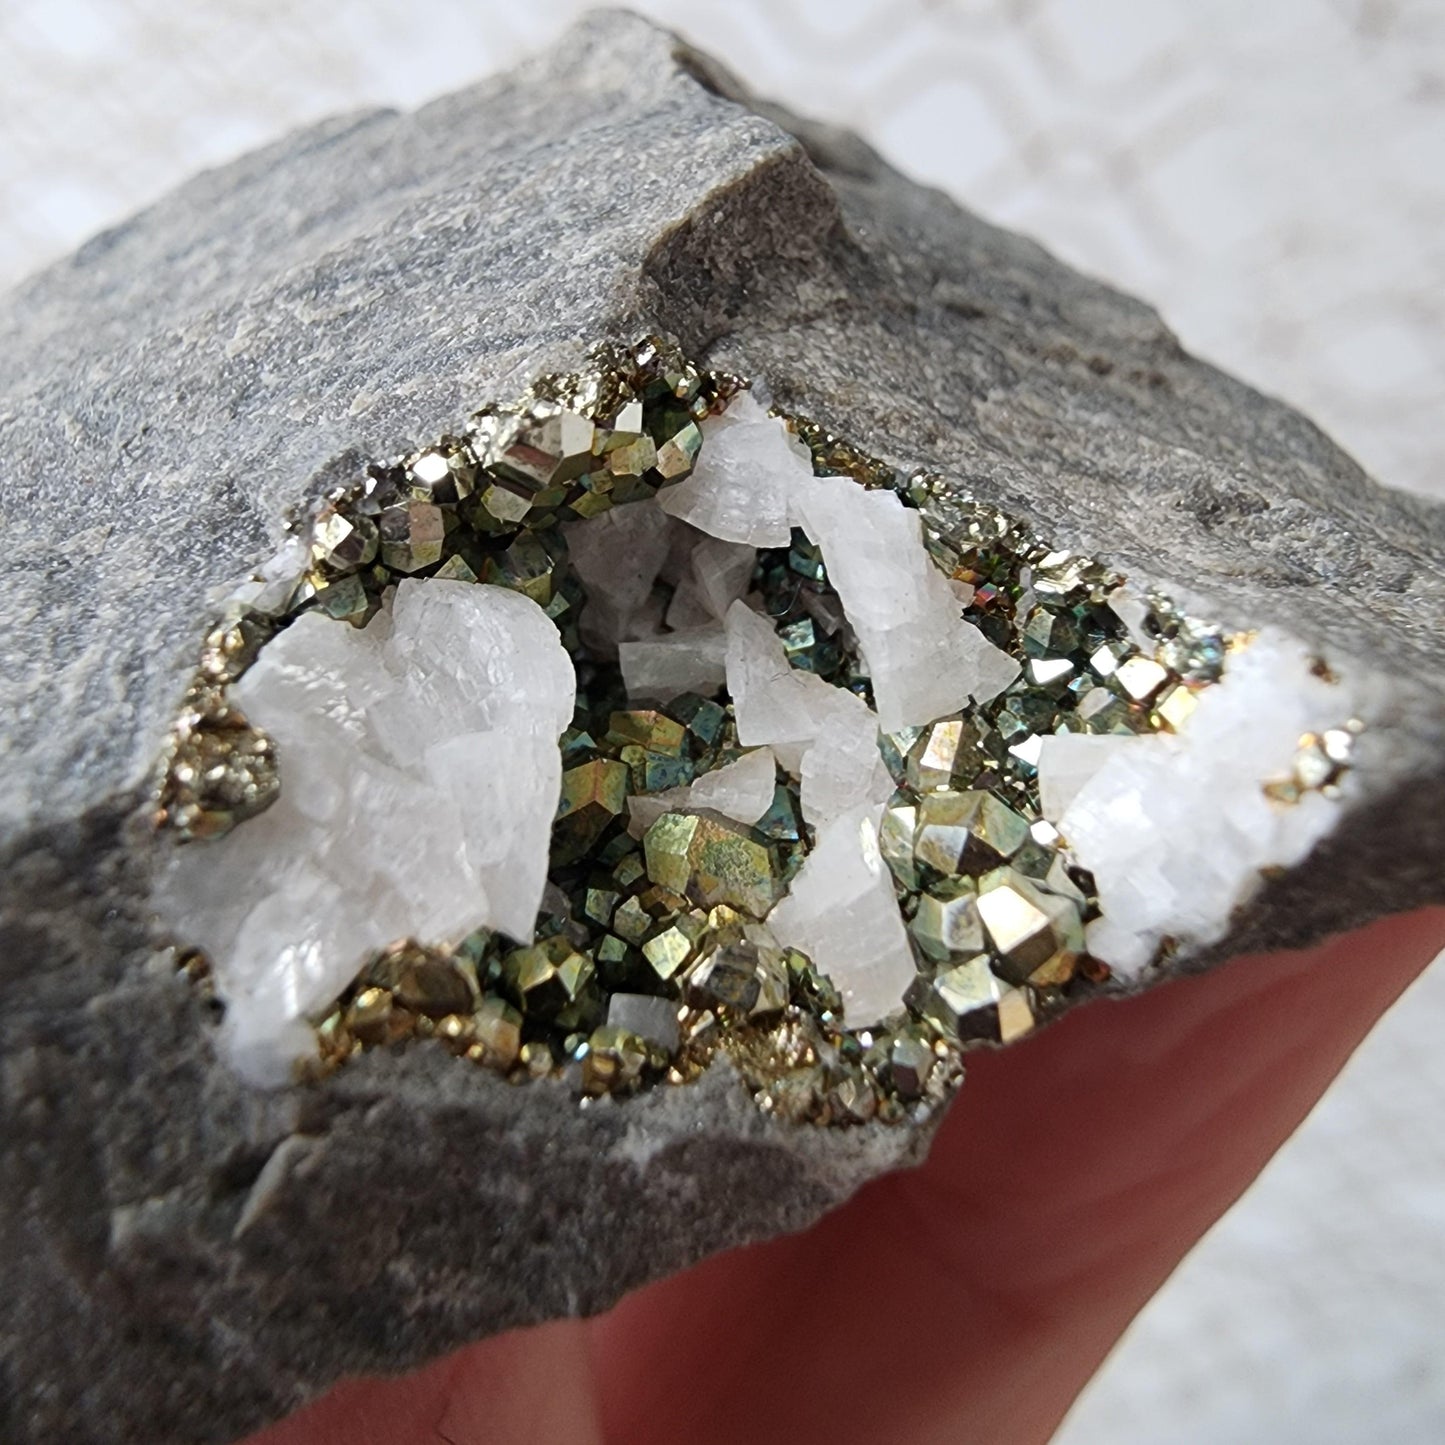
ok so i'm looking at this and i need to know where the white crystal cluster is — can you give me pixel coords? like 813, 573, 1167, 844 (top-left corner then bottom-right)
721, 601, 912, 1024
156, 580, 575, 1083
566, 504, 754, 702
585, 393, 1022, 1024
1038, 629, 1362, 978
632, 395, 1020, 723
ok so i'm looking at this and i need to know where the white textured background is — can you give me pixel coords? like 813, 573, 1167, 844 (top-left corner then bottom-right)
3, 2, 1441, 1440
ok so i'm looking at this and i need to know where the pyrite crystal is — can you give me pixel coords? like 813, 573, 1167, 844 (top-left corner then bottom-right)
2, 14, 1443, 1445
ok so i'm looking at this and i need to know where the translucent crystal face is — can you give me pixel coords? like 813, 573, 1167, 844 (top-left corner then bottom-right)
155, 336, 1362, 1121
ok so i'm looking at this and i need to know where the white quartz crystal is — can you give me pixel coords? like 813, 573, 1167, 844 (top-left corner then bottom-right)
798, 702, 895, 830
725, 600, 878, 776
663, 579, 715, 632
1106, 585, 1156, 652
656, 392, 803, 546
768, 806, 917, 1027
226, 533, 310, 616
156, 580, 575, 1085
574, 507, 755, 698
1043, 630, 1362, 978
618, 627, 728, 701
563, 503, 679, 649
606, 993, 681, 1053
626, 746, 778, 837
689, 534, 757, 620
618, 525, 759, 700
787, 475, 1019, 731
1036, 733, 1124, 821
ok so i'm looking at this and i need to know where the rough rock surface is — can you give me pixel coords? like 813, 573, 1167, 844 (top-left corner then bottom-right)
1, 13, 1443, 1443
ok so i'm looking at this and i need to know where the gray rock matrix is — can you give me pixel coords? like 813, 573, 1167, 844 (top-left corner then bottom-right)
1, 12, 1441, 1443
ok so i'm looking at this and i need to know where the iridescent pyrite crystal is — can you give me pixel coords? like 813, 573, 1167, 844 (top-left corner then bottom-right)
156, 336, 1358, 1124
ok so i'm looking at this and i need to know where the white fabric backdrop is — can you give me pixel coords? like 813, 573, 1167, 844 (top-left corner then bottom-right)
3, 2, 1440, 1439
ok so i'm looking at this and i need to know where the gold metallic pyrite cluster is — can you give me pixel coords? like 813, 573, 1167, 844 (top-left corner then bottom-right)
158, 336, 1356, 1124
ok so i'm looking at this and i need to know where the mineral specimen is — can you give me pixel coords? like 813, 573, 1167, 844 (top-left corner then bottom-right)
157, 324, 1378, 1124
154, 580, 574, 1082
2, 13, 1443, 1445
